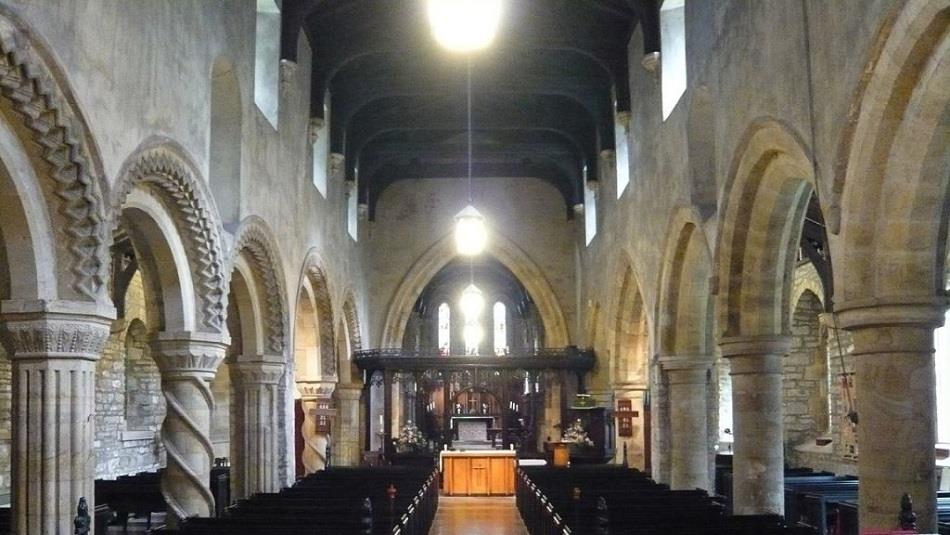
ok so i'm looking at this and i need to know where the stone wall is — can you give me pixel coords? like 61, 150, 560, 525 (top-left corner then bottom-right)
784, 286, 826, 450
94, 273, 165, 478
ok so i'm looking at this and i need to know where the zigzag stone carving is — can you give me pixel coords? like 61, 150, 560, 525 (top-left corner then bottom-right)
0, 18, 108, 301
231, 222, 286, 354
117, 149, 228, 332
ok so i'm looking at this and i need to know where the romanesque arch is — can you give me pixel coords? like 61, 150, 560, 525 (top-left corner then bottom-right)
656, 207, 715, 491
294, 249, 336, 475
382, 231, 570, 348
333, 292, 364, 466
714, 118, 816, 515
112, 141, 230, 523
832, 1, 950, 529
0, 12, 113, 532
226, 216, 288, 499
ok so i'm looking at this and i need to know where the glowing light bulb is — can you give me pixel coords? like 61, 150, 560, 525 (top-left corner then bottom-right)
454, 205, 487, 256
427, 0, 503, 52
460, 284, 485, 321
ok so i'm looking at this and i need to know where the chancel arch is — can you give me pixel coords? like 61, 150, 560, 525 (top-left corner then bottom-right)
832, 1, 950, 529
382, 231, 569, 349
112, 142, 230, 525
715, 118, 817, 516
656, 208, 715, 491
294, 250, 336, 476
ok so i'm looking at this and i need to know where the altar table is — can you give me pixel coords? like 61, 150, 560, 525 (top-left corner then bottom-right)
440, 450, 516, 496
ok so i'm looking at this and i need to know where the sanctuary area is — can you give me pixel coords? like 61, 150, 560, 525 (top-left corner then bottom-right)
0, 0, 948, 534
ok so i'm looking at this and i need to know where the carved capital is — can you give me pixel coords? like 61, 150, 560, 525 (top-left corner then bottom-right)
0, 300, 114, 361
296, 380, 336, 401
718, 334, 792, 358
149, 332, 228, 379
309, 117, 325, 144
233, 361, 284, 385
657, 354, 714, 372
834, 296, 949, 331
334, 385, 362, 401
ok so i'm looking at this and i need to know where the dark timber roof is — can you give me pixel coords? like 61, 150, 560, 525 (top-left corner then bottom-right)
281, 1, 659, 218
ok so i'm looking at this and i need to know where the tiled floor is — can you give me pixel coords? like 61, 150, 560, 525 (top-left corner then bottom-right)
429, 496, 530, 535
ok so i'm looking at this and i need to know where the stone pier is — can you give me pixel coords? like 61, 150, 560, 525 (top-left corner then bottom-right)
720, 335, 790, 515
837, 298, 947, 533
231, 359, 284, 500
150, 333, 228, 526
0, 300, 113, 534
334, 385, 363, 466
659, 355, 712, 491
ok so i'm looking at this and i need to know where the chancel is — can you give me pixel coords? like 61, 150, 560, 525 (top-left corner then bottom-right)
0, 1, 948, 535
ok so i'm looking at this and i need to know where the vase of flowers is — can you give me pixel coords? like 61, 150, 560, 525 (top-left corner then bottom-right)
560, 418, 595, 456
395, 422, 429, 453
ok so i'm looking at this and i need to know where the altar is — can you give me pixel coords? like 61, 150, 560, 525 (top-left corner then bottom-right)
451, 416, 493, 442
440, 450, 516, 496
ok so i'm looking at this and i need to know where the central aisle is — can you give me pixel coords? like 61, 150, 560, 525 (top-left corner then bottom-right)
429, 496, 530, 535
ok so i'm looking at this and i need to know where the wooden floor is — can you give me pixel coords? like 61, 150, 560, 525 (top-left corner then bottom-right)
429, 496, 530, 535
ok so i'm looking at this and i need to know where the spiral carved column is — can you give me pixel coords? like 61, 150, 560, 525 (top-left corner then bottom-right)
150, 334, 227, 527
0, 301, 113, 535
297, 381, 335, 475
231, 359, 283, 500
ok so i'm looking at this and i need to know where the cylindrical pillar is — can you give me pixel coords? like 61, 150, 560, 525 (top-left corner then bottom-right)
150, 333, 227, 526
837, 299, 947, 533
659, 355, 712, 491
720, 336, 790, 515
334, 385, 363, 466
231, 359, 283, 500
1, 301, 113, 535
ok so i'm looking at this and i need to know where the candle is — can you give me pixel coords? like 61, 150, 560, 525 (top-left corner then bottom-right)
379, 414, 384, 427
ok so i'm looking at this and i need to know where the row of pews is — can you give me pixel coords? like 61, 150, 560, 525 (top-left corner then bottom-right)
157, 466, 438, 535
716, 456, 950, 535
517, 465, 815, 535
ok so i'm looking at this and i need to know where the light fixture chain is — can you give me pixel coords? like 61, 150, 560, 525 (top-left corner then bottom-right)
467, 57, 473, 204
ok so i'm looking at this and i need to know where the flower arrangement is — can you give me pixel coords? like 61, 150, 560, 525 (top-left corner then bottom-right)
395, 422, 429, 453
560, 418, 595, 447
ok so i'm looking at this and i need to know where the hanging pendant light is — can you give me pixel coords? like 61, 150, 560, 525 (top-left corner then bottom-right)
459, 283, 485, 320
427, 0, 503, 53
455, 205, 487, 256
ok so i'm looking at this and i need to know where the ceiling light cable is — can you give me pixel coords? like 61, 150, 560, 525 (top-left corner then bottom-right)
467, 58, 473, 204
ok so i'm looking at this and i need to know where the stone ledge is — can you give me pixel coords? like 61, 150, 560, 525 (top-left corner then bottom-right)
120, 430, 154, 442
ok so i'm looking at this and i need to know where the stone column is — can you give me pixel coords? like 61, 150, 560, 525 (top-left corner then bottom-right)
837, 298, 947, 533
611, 385, 648, 470
334, 385, 362, 466
719, 335, 791, 515
297, 381, 335, 474
0, 300, 113, 535
150, 333, 227, 526
659, 355, 712, 491
231, 359, 284, 500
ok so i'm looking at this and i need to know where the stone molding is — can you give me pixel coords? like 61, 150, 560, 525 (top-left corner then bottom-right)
657, 354, 714, 371
329, 153, 346, 182
0, 17, 110, 302
835, 296, 949, 331
719, 335, 793, 358
279, 59, 297, 93
301, 253, 337, 378
230, 218, 288, 354
334, 385, 362, 401
115, 147, 228, 333
0, 301, 114, 360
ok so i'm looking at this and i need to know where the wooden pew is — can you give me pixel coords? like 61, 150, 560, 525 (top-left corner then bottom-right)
0, 506, 9, 535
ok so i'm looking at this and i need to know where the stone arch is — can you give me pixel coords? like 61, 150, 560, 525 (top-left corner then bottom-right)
715, 119, 816, 339
610, 261, 651, 387
112, 141, 229, 335
834, 0, 950, 305
658, 208, 714, 356
783, 288, 828, 451
337, 293, 362, 384
295, 250, 336, 380
209, 57, 243, 224
381, 231, 570, 348
0, 12, 110, 303
229, 216, 288, 358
